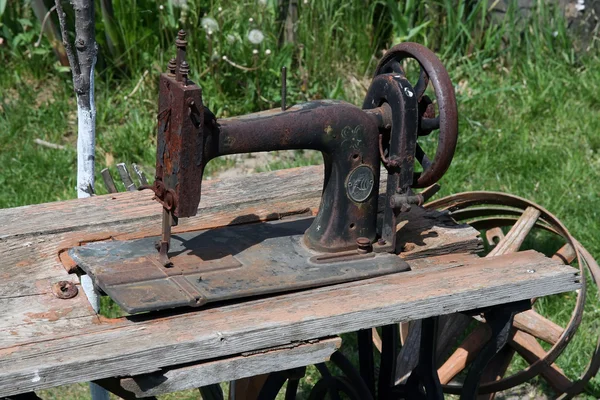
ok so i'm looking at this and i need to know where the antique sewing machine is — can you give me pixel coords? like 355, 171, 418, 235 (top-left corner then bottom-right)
70, 31, 458, 314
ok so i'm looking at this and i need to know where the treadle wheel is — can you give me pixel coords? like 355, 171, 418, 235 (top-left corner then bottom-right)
373, 43, 458, 189
370, 192, 600, 398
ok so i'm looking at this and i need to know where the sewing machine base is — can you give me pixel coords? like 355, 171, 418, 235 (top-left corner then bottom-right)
69, 217, 409, 314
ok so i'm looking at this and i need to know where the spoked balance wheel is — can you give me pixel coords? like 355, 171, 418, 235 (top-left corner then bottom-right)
367, 191, 600, 399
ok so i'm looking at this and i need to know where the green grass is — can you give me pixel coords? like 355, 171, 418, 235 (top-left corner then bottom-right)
1, 0, 600, 398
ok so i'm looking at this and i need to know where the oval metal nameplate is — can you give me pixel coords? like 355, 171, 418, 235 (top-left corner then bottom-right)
347, 165, 374, 203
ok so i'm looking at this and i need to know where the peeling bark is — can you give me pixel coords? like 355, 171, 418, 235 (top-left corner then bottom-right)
55, 0, 97, 199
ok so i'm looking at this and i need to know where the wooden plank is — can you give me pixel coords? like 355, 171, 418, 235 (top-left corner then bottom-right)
0, 251, 579, 396
119, 338, 341, 398
0, 163, 481, 354
0, 215, 479, 349
0, 166, 328, 239
396, 207, 483, 260
0, 291, 93, 328
0, 164, 480, 299
512, 310, 563, 345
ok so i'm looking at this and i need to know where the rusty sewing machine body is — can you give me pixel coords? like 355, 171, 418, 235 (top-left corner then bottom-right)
70, 31, 458, 314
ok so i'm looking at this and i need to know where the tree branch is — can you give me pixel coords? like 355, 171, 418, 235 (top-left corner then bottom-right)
54, 0, 80, 76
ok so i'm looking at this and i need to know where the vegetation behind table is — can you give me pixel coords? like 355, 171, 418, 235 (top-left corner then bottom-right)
0, 0, 598, 398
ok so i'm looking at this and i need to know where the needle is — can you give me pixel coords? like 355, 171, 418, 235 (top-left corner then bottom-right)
158, 208, 172, 267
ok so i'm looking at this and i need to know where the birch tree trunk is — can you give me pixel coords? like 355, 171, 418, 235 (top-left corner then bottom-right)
54, 2, 106, 399
55, 0, 97, 199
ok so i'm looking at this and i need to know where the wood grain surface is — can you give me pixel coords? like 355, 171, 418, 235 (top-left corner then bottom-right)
0, 165, 579, 397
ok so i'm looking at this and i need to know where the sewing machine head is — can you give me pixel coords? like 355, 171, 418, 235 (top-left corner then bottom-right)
70, 30, 458, 313
148, 30, 457, 254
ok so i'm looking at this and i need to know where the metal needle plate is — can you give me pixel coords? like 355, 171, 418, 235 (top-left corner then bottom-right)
69, 217, 410, 314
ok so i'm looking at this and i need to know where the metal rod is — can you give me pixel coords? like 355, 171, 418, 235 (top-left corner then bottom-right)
281, 66, 287, 111
162, 208, 172, 245
175, 30, 187, 82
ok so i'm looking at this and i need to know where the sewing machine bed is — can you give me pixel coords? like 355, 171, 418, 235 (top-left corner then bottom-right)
70, 217, 409, 314
0, 165, 579, 398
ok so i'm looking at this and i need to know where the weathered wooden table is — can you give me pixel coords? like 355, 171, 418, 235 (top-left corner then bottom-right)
0, 165, 580, 398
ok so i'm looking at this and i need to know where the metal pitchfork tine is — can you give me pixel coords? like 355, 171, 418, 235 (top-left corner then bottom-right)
101, 163, 149, 193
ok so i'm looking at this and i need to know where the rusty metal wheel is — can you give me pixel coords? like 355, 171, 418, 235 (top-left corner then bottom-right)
426, 192, 600, 398
373, 43, 458, 188
370, 191, 599, 398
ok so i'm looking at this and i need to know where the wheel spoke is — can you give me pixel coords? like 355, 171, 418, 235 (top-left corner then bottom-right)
437, 323, 491, 384
552, 243, 577, 265
414, 68, 429, 100
513, 310, 564, 345
420, 116, 440, 133
415, 143, 432, 170
371, 327, 382, 352
435, 313, 473, 363
487, 206, 541, 257
509, 330, 572, 393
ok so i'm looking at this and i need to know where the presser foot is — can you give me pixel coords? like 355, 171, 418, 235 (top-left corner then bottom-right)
155, 240, 173, 268
68, 216, 410, 314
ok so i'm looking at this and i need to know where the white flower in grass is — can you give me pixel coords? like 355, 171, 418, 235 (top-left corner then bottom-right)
218, 6, 223, 12
247, 29, 264, 44
252, 49, 259, 55
226, 34, 236, 44
249, 17, 254, 22
159, 4, 164, 10
265, 49, 271, 55
201, 17, 219, 33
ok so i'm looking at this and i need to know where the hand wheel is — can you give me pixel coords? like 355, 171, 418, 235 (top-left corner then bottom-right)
374, 43, 458, 188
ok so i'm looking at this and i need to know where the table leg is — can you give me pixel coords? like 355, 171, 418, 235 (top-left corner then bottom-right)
402, 317, 444, 400
81, 274, 110, 400
460, 300, 531, 399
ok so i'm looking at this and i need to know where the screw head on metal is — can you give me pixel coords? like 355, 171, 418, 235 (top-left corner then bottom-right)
176, 29, 188, 48
356, 237, 372, 254
179, 61, 190, 85
168, 58, 177, 75
180, 60, 190, 75
52, 281, 78, 299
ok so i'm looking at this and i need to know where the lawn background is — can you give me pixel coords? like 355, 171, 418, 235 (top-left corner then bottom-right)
1, 0, 599, 398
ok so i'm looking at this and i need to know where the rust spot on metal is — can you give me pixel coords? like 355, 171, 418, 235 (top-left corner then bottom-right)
52, 281, 78, 299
